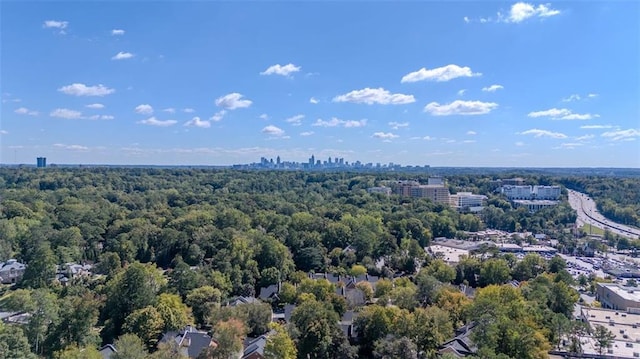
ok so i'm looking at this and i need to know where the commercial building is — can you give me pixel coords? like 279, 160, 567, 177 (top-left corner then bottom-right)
367, 186, 392, 195
596, 283, 640, 312
501, 185, 561, 200
428, 245, 470, 264
36, 157, 46, 168
450, 192, 487, 208
512, 200, 559, 212
577, 306, 640, 358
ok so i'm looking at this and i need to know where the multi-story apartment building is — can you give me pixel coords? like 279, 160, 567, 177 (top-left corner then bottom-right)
532, 185, 561, 200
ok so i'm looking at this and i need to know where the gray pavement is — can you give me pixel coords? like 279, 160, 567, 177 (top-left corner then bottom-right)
567, 190, 640, 239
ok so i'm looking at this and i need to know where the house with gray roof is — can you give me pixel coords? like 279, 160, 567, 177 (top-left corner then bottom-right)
160, 325, 214, 358
0, 259, 26, 284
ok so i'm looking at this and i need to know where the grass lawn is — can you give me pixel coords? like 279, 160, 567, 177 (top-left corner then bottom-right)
580, 223, 605, 236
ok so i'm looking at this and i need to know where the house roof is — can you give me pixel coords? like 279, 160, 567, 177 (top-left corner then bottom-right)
258, 284, 279, 300
0, 259, 25, 271
98, 344, 117, 359
160, 326, 213, 359
440, 323, 478, 356
243, 335, 268, 358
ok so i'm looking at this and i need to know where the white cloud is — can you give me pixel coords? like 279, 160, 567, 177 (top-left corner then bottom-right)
515, 141, 525, 146
85, 103, 104, 109
333, 87, 415, 105
555, 142, 583, 149
424, 100, 498, 116
575, 134, 594, 141
466, 130, 477, 135
300, 131, 314, 136
210, 110, 226, 122
184, 116, 210, 128
0, 130, 7, 135
464, 16, 470, 23
528, 108, 571, 118
527, 108, 598, 120
562, 94, 581, 102
588, 93, 599, 98
50, 108, 83, 119
97, 115, 114, 120
462, 140, 476, 143
372, 132, 399, 140
43, 20, 68, 29
561, 113, 599, 120
86, 114, 114, 120
580, 124, 613, 129
58, 83, 115, 97
285, 114, 305, 126
262, 125, 285, 136
260, 63, 301, 77
163, 108, 176, 113
259, 114, 269, 120
137, 117, 177, 127
112, 52, 134, 60
111, 29, 125, 35
401, 64, 481, 83
135, 104, 154, 115
389, 121, 409, 129
457, 89, 467, 96
183, 108, 195, 113
518, 128, 567, 139
507, 2, 561, 23
312, 118, 367, 128
482, 84, 504, 92
601, 128, 640, 141
14, 107, 39, 116
53, 143, 89, 151
309, 97, 319, 104
215, 93, 252, 110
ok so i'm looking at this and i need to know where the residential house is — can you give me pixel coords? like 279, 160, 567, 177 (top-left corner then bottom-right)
339, 310, 358, 340
160, 325, 215, 359
0, 259, 26, 284
243, 334, 268, 359
272, 304, 296, 324
258, 283, 280, 301
98, 344, 117, 359
438, 323, 478, 358
227, 296, 258, 307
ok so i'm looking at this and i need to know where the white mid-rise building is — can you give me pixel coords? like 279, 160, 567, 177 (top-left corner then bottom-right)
501, 185, 534, 200
532, 185, 561, 200
451, 192, 487, 208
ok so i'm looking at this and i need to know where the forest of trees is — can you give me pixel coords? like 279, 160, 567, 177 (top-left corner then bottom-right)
0, 167, 634, 358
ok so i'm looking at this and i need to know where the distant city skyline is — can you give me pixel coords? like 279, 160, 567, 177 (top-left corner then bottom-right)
1, 2, 638, 167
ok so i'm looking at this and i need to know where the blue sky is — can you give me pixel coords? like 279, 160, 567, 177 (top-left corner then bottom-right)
1, 1, 639, 167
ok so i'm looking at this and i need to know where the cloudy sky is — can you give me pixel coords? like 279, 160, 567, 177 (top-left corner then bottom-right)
1, 2, 638, 167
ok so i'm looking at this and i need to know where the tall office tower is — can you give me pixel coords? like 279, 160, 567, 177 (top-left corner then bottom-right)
36, 157, 47, 168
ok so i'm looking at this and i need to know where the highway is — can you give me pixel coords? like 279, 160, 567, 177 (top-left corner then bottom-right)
567, 189, 640, 240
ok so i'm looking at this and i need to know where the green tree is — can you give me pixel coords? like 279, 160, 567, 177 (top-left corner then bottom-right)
112, 333, 148, 359
53, 346, 102, 359
48, 293, 100, 352
201, 319, 246, 359
26, 288, 59, 355
373, 335, 418, 359
412, 306, 453, 357
548, 255, 567, 273
415, 271, 442, 305
156, 293, 193, 332
0, 321, 36, 359
425, 259, 456, 283
123, 306, 165, 350
102, 262, 166, 342
185, 286, 222, 326
479, 259, 511, 286
593, 324, 615, 355
291, 299, 342, 359
151, 340, 189, 359
512, 254, 547, 281
264, 323, 297, 359
22, 242, 57, 289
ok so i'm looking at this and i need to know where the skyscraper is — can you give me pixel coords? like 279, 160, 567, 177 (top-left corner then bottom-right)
36, 157, 46, 168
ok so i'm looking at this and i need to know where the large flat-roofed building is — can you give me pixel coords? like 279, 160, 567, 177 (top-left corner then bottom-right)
512, 199, 559, 213
501, 185, 534, 200
367, 186, 391, 195
428, 245, 469, 264
597, 283, 640, 312
450, 192, 487, 208
410, 185, 451, 204
532, 185, 561, 200
577, 306, 640, 358
501, 185, 561, 200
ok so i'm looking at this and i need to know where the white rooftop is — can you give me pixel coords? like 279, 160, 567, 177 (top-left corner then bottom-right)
428, 245, 469, 263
